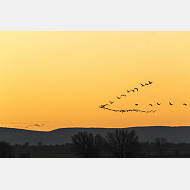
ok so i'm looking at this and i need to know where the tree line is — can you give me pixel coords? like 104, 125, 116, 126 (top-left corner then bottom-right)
71, 129, 169, 158
0, 129, 183, 158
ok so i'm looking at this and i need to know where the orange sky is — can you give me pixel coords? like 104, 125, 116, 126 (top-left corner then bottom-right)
0, 31, 190, 131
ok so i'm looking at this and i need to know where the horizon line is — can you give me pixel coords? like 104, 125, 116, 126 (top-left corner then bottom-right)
1, 125, 190, 132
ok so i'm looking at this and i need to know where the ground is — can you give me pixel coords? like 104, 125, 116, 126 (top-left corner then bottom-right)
9, 143, 190, 158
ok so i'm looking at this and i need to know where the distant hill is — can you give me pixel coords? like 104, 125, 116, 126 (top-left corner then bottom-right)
1, 126, 190, 145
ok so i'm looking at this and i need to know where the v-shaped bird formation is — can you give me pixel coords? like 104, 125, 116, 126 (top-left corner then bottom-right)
99, 81, 188, 114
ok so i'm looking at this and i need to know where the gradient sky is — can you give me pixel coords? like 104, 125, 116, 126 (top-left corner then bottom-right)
0, 31, 190, 131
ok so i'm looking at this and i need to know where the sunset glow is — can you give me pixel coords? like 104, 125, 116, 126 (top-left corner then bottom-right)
1, 31, 190, 131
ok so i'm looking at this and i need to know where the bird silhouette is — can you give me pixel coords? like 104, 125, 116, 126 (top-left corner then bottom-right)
27, 123, 44, 128
148, 104, 153, 106
116, 96, 121, 99
131, 89, 135, 92
99, 104, 109, 108
148, 81, 153, 84
169, 102, 173, 105
152, 110, 157, 113
140, 83, 145, 87
145, 83, 149, 86
38, 124, 44, 127
156, 102, 161, 105
135, 104, 139, 106
121, 94, 126, 97
126, 90, 130, 93
134, 88, 138, 91
183, 103, 187, 106
109, 101, 114, 104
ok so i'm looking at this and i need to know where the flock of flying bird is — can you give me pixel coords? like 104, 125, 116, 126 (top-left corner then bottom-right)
99, 81, 188, 114
0, 122, 46, 129
25, 123, 45, 128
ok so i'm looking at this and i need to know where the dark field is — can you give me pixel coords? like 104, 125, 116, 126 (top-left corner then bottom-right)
9, 143, 190, 158
141, 143, 190, 158
12, 144, 75, 158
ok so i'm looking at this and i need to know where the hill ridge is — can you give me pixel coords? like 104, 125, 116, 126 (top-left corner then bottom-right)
1, 126, 190, 145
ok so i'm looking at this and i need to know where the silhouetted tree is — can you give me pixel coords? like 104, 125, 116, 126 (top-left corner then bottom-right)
0, 141, 14, 158
23, 142, 29, 146
154, 137, 168, 157
94, 134, 106, 156
127, 130, 141, 157
71, 132, 104, 158
105, 129, 140, 158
